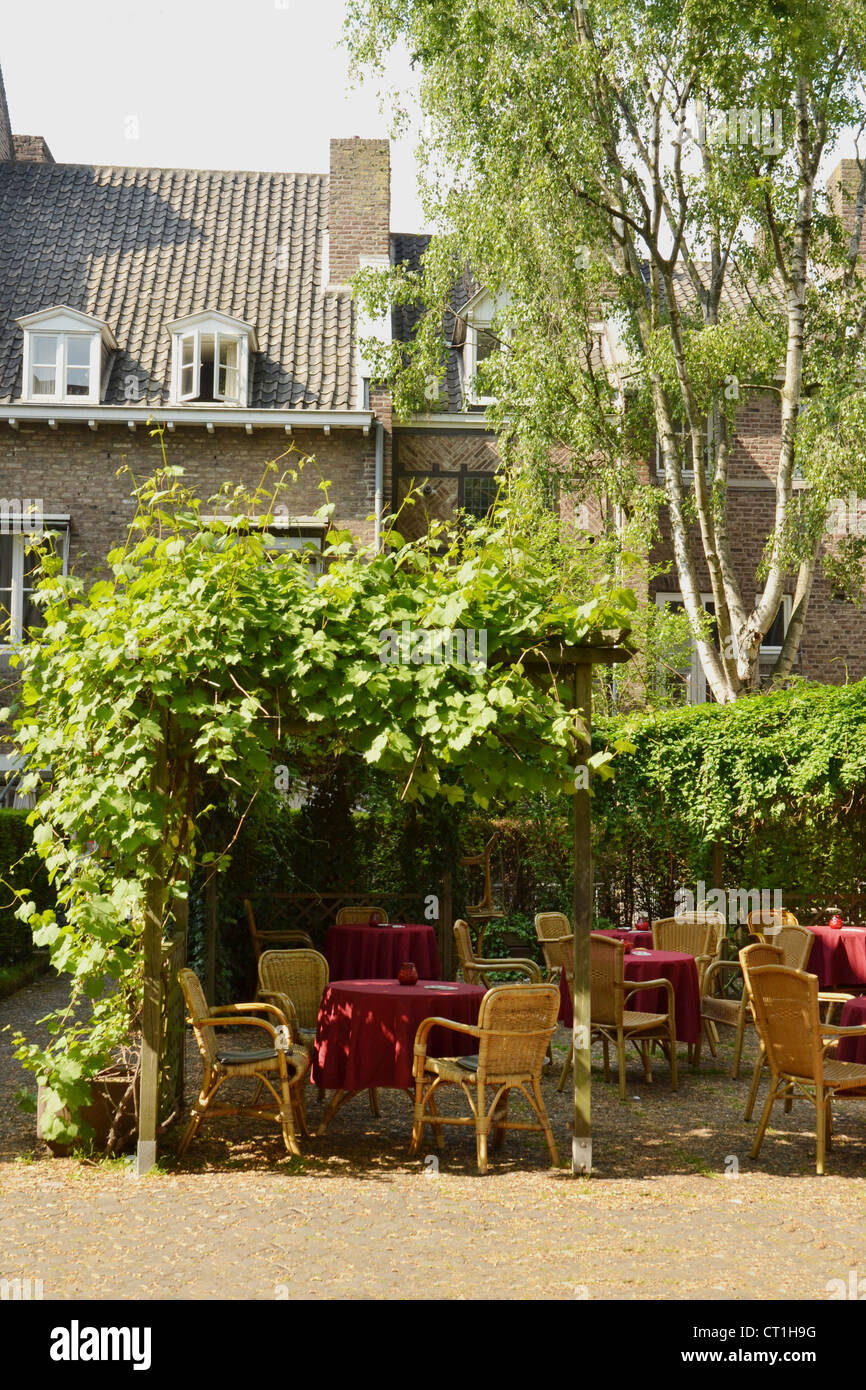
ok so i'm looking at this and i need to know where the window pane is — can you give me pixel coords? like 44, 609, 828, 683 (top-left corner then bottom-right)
763, 605, 786, 648
66, 336, 91, 366
31, 366, 56, 395
181, 335, 195, 366
32, 334, 58, 365
65, 367, 90, 396
462, 474, 498, 519
217, 337, 239, 399
475, 328, 498, 365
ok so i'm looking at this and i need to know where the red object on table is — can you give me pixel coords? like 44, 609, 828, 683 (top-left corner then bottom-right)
594, 928, 654, 950
828, 913, 844, 930
397, 961, 419, 986
807, 925, 866, 989
324, 922, 441, 981
311, 979, 484, 1091
558, 949, 700, 1044
836, 996, 866, 1065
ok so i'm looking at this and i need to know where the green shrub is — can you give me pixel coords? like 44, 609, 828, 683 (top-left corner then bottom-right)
0, 809, 54, 965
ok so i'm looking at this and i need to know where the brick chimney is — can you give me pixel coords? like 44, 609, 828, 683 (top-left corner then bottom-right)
827, 158, 866, 257
328, 137, 390, 285
0, 64, 13, 162
12, 134, 53, 163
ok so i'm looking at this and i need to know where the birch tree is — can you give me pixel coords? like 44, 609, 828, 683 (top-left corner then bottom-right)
348, 0, 866, 701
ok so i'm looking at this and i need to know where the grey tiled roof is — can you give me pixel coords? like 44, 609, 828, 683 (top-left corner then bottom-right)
0, 161, 354, 409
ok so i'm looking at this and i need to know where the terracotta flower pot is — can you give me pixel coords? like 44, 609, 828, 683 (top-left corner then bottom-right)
37, 1068, 138, 1157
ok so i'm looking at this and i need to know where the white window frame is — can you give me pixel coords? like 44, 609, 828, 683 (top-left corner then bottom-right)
459, 287, 511, 407
199, 514, 326, 577
17, 307, 115, 406
655, 420, 710, 481
168, 311, 256, 407
655, 591, 792, 703
0, 518, 70, 657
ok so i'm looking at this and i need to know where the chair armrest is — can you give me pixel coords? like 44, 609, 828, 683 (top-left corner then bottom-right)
820, 1023, 866, 1037
193, 1014, 279, 1040
412, 1016, 482, 1077
210, 1001, 289, 1026
624, 978, 676, 1014
818, 991, 857, 1004
474, 956, 541, 982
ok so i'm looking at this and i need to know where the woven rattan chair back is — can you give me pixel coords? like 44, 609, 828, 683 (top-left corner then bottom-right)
739, 941, 784, 985
476, 984, 560, 1078
771, 924, 814, 971
541, 934, 573, 975
258, 950, 328, 1032
179, 968, 218, 1068
590, 933, 624, 1027
652, 916, 714, 958
534, 911, 571, 941
453, 919, 476, 976
748, 964, 823, 1082
335, 905, 389, 925
747, 907, 799, 937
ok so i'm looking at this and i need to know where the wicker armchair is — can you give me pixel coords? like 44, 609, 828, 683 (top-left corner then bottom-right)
335, 905, 389, 925
747, 963, 866, 1174
410, 983, 560, 1173
244, 898, 315, 964
653, 913, 725, 988
739, 935, 849, 1121
177, 968, 309, 1157
697, 936, 797, 1077
453, 918, 542, 987
746, 907, 799, 940
534, 912, 573, 983
558, 933, 678, 1099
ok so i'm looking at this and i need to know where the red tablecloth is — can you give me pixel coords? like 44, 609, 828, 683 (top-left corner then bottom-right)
311, 979, 484, 1091
807, 925, 866, 988
323, 922, 441, 981
595, 929, 654, 950
835, 996, 866, 1065
559, 949, 700, 1044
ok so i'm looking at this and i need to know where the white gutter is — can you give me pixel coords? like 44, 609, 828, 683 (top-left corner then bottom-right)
398, 412, 495, 430
0, 404, 374, 433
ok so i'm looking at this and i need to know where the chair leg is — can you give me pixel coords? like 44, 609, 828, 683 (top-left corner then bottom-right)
532, 1077, 560, 1168
426, 1087, 446, 1151
816, 1085, 826, 1176
476, 1083, 489, 1174
668, 1025, 678, 1092
602, 1037, 610, 1083
368, 1087, 380, 1118
557, 1042, 572, 1092
731, 1006, 747, 1079
704, 1019, 718, 1058
640, 1040, 652, 1083
277, 1065, 301, 1158
744, 1047, 766, 1122
750, 1079, 779, 1160
178, 1074, 222, 1156
491, 1091, 509, 1151
617, 1032, 628, 1100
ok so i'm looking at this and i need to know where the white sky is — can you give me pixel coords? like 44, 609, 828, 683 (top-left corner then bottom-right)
1, 0, 431, 231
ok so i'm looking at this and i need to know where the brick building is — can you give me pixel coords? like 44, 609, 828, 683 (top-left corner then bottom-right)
0, 55, 863, 728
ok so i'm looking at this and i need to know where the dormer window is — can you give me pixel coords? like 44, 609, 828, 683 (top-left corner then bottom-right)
457, 286, 511, 406
167, 311, 257, 406
16, 306, 116, 404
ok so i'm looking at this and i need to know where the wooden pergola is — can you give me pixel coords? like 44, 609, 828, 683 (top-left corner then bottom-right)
135, 636, 631, 1178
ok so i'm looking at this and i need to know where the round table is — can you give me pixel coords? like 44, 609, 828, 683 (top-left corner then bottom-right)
807, 925, 866, 989
835, 996, 866, 1065
594, 929, 654, 950
311, 978, 484, 1094
323, 922, 441, 981
559, 948, 700, 1044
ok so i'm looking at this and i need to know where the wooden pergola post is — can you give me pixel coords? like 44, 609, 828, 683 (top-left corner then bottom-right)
136, 734, 168, 1177
526, 641, 631, 1177
571, 660, 593, 1175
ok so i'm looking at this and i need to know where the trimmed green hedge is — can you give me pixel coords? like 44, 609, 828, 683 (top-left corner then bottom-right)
0, 810, 54, 965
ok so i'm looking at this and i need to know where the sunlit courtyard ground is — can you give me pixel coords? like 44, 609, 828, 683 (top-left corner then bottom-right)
2, 970, 865, 1301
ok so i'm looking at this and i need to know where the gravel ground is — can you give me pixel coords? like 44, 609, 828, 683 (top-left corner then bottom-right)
2, 969, 866, 1301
